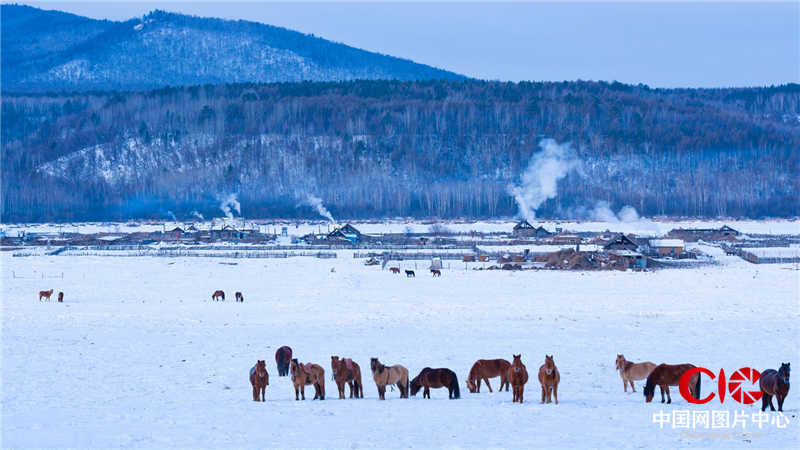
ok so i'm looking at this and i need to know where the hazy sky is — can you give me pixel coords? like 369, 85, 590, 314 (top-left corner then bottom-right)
11, 1, 800, 87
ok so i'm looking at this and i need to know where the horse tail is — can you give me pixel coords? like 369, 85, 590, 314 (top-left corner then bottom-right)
450, 371, 460, 399
694, 374, 701, 400
643, 376, 655, 398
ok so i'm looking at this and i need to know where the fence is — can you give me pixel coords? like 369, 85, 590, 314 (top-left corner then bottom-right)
738, 249, 800, 264
56, 249, 337, 259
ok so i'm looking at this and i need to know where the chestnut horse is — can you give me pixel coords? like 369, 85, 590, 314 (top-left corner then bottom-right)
331, 356, 363, 399
370, 357, 409, 400
275, 346, 292, 376
249, 360, 269, 401
389, 267, 400, 274
430, 269, 441, 277
39, 289, 53, 301
643, 363, 700, 403
760, 362, 790, 412
57, 292, 64, 302
212, 290, 225, 301
467, 359, 510, 393
290, 359, 325, 400
616, 354, 656, 393
538, 355, 560, 404
410, 367, 460, 399
235, 292, 244, 302
507, 354, 529, 403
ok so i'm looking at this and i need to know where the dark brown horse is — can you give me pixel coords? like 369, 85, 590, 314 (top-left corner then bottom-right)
212, 290, 225, 301
249, 360, 269, 401
430, 269, 441, 277
389, 267, 400, 274
290, 359, 325, 400
39, 289, 53, 301
507, 354, 529, 403
760, 362, 790, 412
410, 367, 460, 399
538, 355, 560, 404
467, 359, 510, 393
57, 292, 64, 302
370, 357, 409, 400
405, 270, 415, 278
331, 356, 364, 399
235, 292, 244, 302
275, 346, 292, 376
643, 363, 700, 403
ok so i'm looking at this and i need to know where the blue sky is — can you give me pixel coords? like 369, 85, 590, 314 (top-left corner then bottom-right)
13, 1, 800, 87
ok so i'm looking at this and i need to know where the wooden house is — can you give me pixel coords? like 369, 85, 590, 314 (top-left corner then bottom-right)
603, 234, 639, 252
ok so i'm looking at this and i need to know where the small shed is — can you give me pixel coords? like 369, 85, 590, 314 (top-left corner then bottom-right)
649, 239, 685, 256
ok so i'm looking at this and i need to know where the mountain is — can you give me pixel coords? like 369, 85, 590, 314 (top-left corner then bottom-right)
1, 5, 464, 92
3, 80, 799, 222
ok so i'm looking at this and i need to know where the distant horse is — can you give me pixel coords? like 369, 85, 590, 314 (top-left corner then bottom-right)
405, 270, 415, 278
331, 356, 364, 399
430, 269, 441, 277
538, 355, 561, 404
467, 359, 510, 393
643, 363, 700, 403
370, 357, 409, 400
389, 267, 400, 274
249, 360, 269, 401
235, 292, 244, 302
212, 290, 225, 301
275, 346, 293, 376
410, 367, 460, 399
290, 358, 325, 400
760, 362, 790, 412
616, 354, 656, 393
39, 289, 53, 302
57, 292, 64, 303
507, 354, 529, 403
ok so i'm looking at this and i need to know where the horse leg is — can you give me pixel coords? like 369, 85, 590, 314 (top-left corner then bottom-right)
301, 385, 306, 400
762, 393, 770, 412
769, 394, 776, 411
553, 383, 558, 405
348, 380, 354, 398
665, 386, 671, 404
630, 380, 636, 393
484, 377, 493, 393
294, 385, 299, 401
261, 385, 266, 402
519, 386, 524, 404
253, 384, 259, 401
541, 384, 546, 403
777, 394, 784, 412
659, 386, 664, 403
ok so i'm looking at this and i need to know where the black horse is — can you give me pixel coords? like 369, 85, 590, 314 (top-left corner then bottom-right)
275, 346, 293, 377
760, 363, 790, 412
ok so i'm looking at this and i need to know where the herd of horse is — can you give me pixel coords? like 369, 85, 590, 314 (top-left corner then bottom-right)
250, 348, 791, 411
38, 289, 63, 302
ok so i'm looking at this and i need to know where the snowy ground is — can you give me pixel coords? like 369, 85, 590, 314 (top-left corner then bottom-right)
2, 247, 798, 448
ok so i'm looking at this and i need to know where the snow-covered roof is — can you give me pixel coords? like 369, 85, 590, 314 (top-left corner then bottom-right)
649, 239, 684, 248
609, 250, 642, 257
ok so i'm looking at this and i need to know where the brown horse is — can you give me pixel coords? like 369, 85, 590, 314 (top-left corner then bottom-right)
212, 290, 225, 301
370, 357, 409, 400
538, 355, 560, 404
57, 292, 64, 303
331, 356, 364, 399
616, 354, 656, 393
249, 360, 269, 401
760, 362, 790, 412
39, 289, 53, 301
507, 354, 529, 403
643, 363, 700, 403
467, 359, 510, 393
290, 358, 325, 400
410, 367, 460, 399
389, 267, 400, 274
275, 346, 292, 376
430, 269, 441, 277
235, 292, 244, 302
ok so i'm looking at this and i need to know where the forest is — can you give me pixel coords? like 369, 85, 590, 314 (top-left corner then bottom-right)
3, 80, 799, 222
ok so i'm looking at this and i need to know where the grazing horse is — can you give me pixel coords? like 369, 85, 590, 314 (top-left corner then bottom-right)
57, 292, 64, 303
370, 357, 409, 400
410, 367, 460, 399
616, 354, 656, 393
290, 359, 325, 400
467, 359, 510, 393
212, 290, 225, 301
389, 267, 400, 274
507, 354, 529, 403
538, 355, 561, 404
39, 289, 53, 302
249, 360, 269, 401
430, 269, 441, 277
405, 270, 415, 278
331, 356, 364, 399
275, 346, 293, 376
235, 292, 244, 302
760, 362, 790, 412
643, 363, 700, 403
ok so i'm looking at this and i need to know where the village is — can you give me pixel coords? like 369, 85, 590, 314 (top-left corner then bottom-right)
3, 219, 797, 270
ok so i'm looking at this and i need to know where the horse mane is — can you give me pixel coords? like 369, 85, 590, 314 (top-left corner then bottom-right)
622, 361, 634, 371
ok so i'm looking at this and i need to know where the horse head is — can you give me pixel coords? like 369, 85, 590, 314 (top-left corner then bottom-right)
545, 355, 555, 375
512, 354, 522, 372
410, 376, 421, 396
331, 356, 340, 380
290, 358, 299, 377
779, 362, 791, 383
370, 358, 380, 374
466, 378, 477, 393
615, 354, 625, 370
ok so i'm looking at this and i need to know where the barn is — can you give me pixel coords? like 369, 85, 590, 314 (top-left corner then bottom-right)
603, 234, 640, 252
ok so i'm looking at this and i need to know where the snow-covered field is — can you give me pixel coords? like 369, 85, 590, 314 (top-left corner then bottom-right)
2, 248, 798, 448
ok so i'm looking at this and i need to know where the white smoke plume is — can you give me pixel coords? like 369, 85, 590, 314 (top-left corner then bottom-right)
508, 139, 582, 222
219, 194, 241, 219
589, 201, 639, 222
192, 210, 205, 220
304, 194, 335, 224
166, 210, 177, 221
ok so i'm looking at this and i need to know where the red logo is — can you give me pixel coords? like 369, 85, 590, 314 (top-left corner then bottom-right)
679, 367, 762, 404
